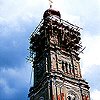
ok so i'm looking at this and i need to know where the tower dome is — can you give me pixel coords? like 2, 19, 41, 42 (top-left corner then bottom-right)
43, 9, 61, 19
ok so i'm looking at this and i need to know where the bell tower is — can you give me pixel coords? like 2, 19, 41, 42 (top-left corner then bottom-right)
28, 8, 90, 100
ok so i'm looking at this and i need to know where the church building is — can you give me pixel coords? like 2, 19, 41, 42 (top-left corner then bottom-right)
28, 7, 90, 100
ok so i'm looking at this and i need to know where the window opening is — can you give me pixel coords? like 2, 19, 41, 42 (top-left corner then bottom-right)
65, 62, 68, 73
62, 61, 64, 71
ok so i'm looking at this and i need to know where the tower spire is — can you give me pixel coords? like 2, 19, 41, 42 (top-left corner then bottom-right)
28, 6, 90, 100
48, 0, 53, 8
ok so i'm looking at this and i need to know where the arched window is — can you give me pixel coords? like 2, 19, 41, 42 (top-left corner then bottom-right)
67, 91, 79, 100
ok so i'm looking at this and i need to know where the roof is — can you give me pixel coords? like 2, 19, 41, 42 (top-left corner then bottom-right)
43, 9, 61, 18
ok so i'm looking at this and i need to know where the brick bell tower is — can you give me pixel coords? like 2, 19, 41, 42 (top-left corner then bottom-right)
28, 8, 90, 100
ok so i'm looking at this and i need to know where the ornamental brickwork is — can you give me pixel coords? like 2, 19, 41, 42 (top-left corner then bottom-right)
28, 9, 90, 100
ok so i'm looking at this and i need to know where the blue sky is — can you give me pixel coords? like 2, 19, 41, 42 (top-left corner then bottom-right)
0, 0, 100, 100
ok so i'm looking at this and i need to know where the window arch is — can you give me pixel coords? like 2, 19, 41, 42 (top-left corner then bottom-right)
39, 97, 44, 100
67, 95, 75, 100
67, 90, 79, 100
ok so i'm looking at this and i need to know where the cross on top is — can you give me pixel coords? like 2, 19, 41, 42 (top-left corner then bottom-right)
48, 0, 53, 8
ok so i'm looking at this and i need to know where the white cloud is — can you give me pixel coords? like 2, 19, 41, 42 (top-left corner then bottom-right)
0, 0, 48, 22
0, 0, 48, 37
0, 63, 32, 95
91, 89, 100, 100
0, 78, 16, 95
80, 33, 100, 75
0, 0, 100, 99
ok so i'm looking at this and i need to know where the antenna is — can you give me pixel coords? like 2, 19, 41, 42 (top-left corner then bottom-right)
48, 0, 53, 8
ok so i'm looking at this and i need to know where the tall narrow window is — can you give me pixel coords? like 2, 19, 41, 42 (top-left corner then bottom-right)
65, 62, 68, 73
69, 63, 72, 74
62, 61, 64, 71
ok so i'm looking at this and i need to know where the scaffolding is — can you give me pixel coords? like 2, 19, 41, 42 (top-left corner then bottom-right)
28, 9, 83, 64
28, 9, 90, 100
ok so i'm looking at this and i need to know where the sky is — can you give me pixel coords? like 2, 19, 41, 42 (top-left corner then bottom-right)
0, 0, 100, 100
